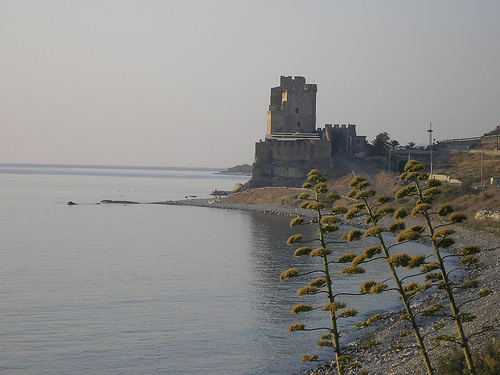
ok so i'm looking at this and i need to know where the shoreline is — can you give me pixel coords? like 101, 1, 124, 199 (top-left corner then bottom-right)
153, 197, 312, 217
155, 197, 500, 375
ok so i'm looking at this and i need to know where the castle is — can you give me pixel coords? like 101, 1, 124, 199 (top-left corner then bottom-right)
248, 76, 367, 187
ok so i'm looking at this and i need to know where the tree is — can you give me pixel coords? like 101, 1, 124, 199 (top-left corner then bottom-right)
371, 132, 391, 156
389, 140, 400, 151
388, 140, 400, 172
397, 160, 493, 375
281, 165, 492, 374
406, 141, 416, 149
345, 175, 435, 375
281, 170, 363, 375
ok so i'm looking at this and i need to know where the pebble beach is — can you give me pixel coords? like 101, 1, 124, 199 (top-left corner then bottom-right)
156, 196, 500, 375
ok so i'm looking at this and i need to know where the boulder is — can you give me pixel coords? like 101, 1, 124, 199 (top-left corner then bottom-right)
475, 210, 500, 221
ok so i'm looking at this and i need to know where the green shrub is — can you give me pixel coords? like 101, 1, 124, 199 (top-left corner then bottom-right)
437, 348, 468, 375
437, 341, 500, 375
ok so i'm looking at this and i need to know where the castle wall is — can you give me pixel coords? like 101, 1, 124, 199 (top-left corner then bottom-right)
255, 139, 331, 161
249, 138, 332, 187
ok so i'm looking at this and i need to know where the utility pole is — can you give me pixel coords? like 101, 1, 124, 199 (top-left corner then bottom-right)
481, 150, 485, 187
497, 125, 499, 150
428, 123, 433, 178
388, 148, 391, 172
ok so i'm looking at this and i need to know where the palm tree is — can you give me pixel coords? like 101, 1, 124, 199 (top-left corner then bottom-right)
406, 141, 416, 149
389, 140, 400, 151
388, 140, 400, 172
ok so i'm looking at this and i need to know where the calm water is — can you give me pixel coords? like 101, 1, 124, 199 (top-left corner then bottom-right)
0, 164, 444, 374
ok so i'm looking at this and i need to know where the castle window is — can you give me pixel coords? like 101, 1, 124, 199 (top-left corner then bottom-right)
297, 122, 301, 127
295, 107, 299, 113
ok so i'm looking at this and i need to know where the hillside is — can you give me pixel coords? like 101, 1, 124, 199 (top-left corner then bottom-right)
435, 151, 500, 184
230, 154, 500, 235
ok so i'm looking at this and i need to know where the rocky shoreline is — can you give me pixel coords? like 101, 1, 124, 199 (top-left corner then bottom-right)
155, 197, 500, 375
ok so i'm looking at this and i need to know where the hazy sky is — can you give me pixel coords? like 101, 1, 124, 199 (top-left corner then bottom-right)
2, 1, 499, 168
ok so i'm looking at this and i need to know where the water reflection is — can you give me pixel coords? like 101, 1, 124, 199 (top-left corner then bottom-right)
244, 211, 452, 367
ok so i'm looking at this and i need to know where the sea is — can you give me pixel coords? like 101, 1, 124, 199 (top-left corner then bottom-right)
0, 164, 448, 375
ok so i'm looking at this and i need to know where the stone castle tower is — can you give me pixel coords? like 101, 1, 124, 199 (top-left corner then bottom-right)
247, 76, 368, 187
248, 76, 332, 187
267, 76, 317, 135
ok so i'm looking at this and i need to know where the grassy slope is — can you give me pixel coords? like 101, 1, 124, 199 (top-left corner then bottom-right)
435, 151, 500, 184
232, 154, 500, 235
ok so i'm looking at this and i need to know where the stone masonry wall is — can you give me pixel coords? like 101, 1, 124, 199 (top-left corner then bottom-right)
249, 139, 332, 187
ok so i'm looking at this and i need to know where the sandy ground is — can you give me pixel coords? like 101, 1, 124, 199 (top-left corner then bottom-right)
155, 197, 500, 375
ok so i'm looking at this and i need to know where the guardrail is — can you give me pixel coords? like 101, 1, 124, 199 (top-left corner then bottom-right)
438, 136, 482, 143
